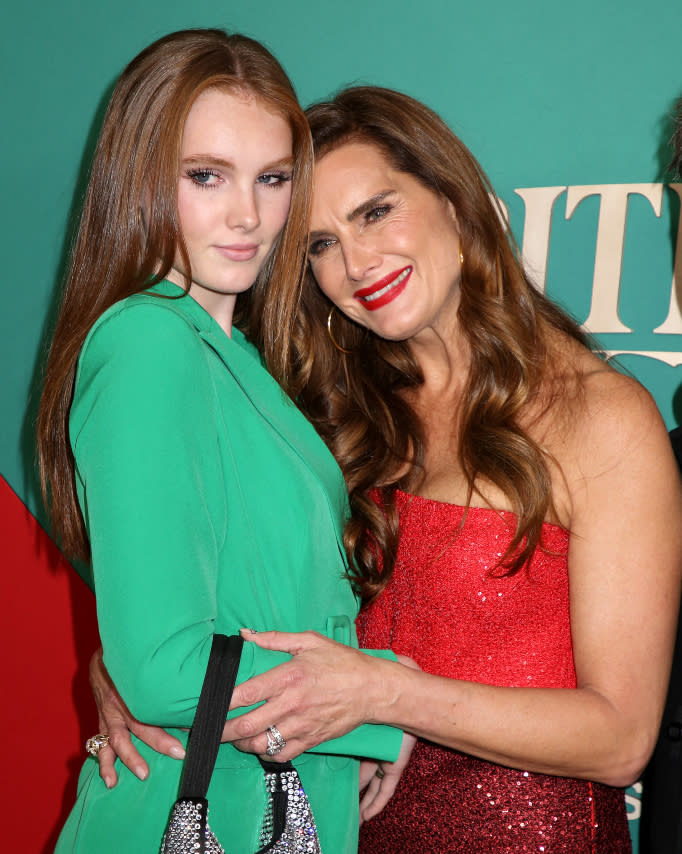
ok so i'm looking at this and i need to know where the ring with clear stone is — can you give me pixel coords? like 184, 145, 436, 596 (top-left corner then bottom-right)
265, 725, 286, 756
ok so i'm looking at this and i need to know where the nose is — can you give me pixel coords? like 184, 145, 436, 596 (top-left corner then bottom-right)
227, 184, 260, 231
342, 239, 381, 282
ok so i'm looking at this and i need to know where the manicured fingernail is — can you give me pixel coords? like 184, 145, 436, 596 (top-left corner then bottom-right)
134, 765, 148, 780
240, 627, 258, 635
104, 776, 115, 789
170, 745, 186, 759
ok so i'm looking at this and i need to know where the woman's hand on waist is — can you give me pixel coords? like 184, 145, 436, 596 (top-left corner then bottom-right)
222, 628, 417, 761
89, 647, 185, 787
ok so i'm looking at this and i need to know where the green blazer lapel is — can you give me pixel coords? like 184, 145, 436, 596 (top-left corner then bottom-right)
144, 282, 347, 552
200, 323, 348, 553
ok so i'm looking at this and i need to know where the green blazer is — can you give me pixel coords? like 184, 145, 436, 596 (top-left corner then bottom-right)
56, 282, 400, 854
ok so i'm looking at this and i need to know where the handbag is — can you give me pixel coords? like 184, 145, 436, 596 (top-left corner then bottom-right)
161, 634, 322, 854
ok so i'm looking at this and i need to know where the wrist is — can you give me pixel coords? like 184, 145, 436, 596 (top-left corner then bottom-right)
365, 655, 416, 727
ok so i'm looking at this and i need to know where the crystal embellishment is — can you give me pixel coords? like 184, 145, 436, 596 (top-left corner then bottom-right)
161, 797, 224, 854
259, 768, 322, 853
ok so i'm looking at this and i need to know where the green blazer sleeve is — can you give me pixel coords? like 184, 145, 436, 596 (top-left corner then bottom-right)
72, 302, 244, 724
71, 297, 400, 761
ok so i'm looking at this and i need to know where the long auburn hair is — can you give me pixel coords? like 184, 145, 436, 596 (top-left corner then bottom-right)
278, 86, 588, 602
37, 29, 312, 562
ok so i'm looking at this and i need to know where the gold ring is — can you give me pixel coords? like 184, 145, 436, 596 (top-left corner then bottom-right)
375, 765, 385, 779
85, 734, 110, 757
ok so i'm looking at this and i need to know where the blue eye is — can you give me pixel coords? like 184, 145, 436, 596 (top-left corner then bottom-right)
258, 172, 293, 187
186, 168, 220, 188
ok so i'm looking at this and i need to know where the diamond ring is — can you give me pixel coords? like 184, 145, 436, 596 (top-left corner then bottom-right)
265, 725, 286, 756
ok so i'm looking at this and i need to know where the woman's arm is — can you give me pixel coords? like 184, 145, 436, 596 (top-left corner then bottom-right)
73, 303, 229, 725
222, 373, 682, 786
73, 301, 308, 724
88, 644, 407, 786
88, 648, 186, 787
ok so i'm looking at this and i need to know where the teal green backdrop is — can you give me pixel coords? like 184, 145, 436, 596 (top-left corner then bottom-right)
2, 1, 681, 850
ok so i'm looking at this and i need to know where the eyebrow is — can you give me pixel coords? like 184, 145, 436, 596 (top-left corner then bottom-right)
347, 190, 395, 222
309, 190, 396, 242
182, 154, 294, 171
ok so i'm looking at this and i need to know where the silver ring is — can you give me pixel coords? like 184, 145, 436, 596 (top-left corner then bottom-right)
85, 733, 110, 757
266, 725, 286, 756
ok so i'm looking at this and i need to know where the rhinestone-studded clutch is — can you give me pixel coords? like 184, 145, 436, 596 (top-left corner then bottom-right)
159, 635, 322, 854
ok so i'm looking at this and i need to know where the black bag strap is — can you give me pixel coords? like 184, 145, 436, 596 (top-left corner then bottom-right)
177, 633, 291, 853
179, 633, 244, 799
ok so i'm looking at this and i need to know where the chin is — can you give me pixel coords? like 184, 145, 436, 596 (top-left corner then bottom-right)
378, 332, 411, 343
369, 321, 418, 343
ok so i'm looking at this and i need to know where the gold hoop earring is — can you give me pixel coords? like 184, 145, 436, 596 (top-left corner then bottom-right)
459, 249, 464, 266
327, 306, 352, 354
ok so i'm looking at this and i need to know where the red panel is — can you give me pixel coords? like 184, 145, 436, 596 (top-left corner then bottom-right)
0, 476, 99, 853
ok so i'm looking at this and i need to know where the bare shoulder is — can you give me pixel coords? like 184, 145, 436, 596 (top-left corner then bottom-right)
540, 339, 677, 524
545, 336, 665, 452
574, 350, 667, 460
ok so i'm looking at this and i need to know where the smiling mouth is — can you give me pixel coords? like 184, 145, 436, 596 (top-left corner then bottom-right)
354, 266, 412, 310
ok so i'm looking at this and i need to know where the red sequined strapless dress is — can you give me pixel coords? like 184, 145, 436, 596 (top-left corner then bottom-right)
356, 490, 631, 853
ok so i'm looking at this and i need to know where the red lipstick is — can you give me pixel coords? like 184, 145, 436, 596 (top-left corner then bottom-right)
353, 266, 412, 311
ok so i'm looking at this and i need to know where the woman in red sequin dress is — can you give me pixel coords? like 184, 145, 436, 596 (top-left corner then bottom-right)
92, 86, 682, 852
354, 500, 631, 852
221, 87, 682, 853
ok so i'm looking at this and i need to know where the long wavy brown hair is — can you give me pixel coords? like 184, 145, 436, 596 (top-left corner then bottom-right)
278, 87, 588, 602
37, 28, 312, 562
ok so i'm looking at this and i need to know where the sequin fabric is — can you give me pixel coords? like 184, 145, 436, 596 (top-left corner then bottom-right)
357, 490, 631, 853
